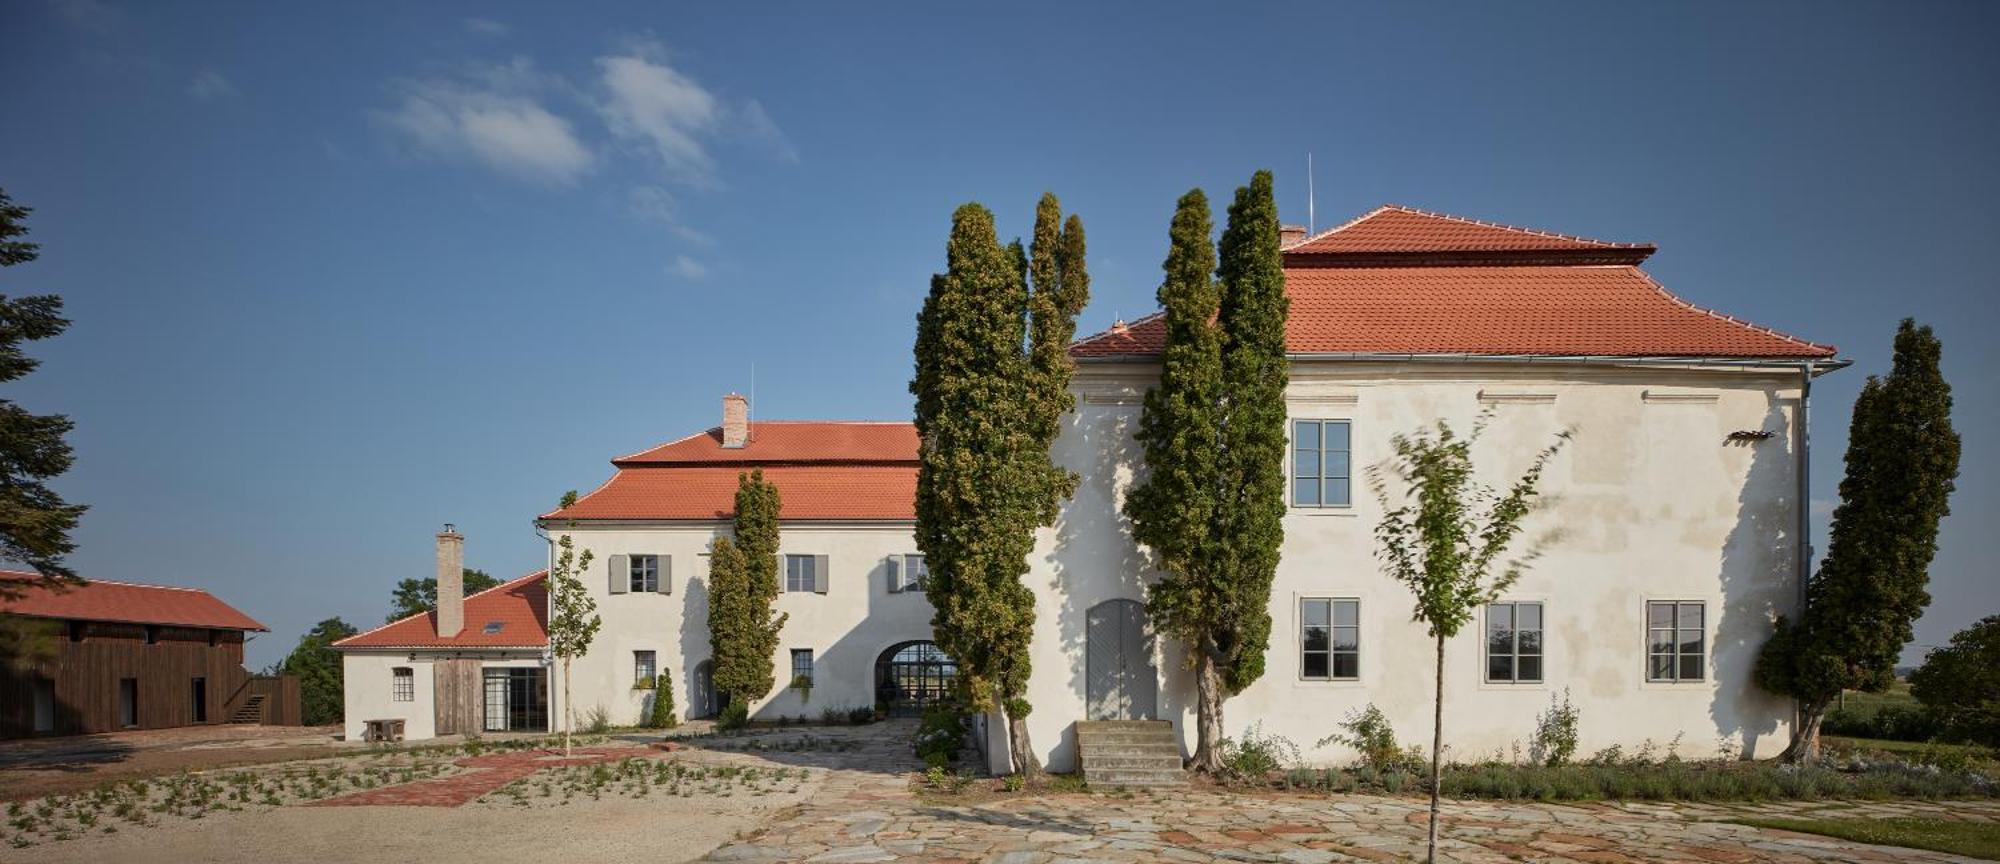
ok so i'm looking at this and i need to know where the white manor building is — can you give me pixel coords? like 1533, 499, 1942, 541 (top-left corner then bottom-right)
338, 205, 1843, 773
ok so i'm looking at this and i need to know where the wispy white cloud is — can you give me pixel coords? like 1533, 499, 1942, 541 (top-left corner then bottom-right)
596, 47, 723, 186
187, 69, 237, 101
376, 61, 593, 185
463, 17, 508, 36
626, 185, 715, 246
668, 255, 708, 280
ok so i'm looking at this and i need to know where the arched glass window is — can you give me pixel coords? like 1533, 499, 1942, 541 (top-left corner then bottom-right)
874, 641, 956, 717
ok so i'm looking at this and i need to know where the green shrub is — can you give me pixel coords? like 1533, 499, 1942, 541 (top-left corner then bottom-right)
913, 706, 966, 768
848, 706, 874, 725
581, 705, 610, 734
1319, 704, 1420, 772
717, 700, 750, 731
1825, 703, 1944, 743
1530, 689, 1581, 766
1219, 722, 1301, 784
647, 670, 677, 729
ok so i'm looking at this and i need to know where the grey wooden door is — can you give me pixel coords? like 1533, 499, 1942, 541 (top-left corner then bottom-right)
1085, 599, 1157, 720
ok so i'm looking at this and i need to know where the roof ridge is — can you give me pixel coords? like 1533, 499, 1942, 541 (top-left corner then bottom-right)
0, 570, 213, 594
1375, 203, 1651, 249
1628, 269, 1837, 356
1069, 310, 1168, 349
1286, 205, 1395, 249
612, 428, 718, 464
332, 569, 548, 648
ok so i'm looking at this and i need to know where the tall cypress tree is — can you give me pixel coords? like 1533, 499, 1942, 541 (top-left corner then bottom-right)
1126, 175, 1291, 773
913, 196, 1087, 777
0, 188, 85, 598
708, 469, 787, 715
1757, 319, 1959, 761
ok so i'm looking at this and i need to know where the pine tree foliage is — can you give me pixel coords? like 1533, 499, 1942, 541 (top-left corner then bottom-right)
0, 188, 85, 597
1124, 174, 1292, 772
648, 667, 680, 729
708, 469, 787, 713
385, 569, 500, 623
911, 195, 1087, 776
1756, 319, 1960, 760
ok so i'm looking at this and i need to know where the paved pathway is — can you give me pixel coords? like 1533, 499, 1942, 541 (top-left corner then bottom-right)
313, 746, 657, 808
693, 733, 2000, 864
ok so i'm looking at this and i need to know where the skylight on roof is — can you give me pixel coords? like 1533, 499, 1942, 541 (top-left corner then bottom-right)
482, 622, 504, 635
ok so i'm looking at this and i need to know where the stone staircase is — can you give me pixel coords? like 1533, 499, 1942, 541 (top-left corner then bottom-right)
1076, 720, 1185, 787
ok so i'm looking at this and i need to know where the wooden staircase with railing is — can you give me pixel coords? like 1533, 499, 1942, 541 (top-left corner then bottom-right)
229, 693, 267, 724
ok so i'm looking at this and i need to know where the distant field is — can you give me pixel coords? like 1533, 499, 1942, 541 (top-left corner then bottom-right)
1832, 682, 1919, 720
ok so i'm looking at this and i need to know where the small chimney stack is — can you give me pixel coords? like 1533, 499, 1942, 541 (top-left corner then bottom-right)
436, 524, 465, 638
721, 393, 750, 449
1279, 224, 1308, 248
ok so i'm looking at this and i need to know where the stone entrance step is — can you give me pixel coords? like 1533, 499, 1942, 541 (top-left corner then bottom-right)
1076, 720, 1184, 787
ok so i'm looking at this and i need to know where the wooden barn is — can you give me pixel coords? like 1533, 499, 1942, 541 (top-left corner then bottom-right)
0, 571, 300, 737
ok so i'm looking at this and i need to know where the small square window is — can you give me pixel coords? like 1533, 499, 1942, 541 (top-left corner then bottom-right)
1485, 602, 1545, 683
629, 555, 659, 593
392, 667, 414, 702
900, 554, 927, 592
1293, 420, 1352, 508
1646, 601, 1705, 682
634, 651, 657, 688
785, 555, 817, 593
790, 649, 814, 688
1301, 598, 1359, 681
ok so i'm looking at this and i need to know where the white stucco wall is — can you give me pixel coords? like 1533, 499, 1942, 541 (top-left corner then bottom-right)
340, 650, 545, 742
1002, 359, 1807, 773
546, 522, 936, 729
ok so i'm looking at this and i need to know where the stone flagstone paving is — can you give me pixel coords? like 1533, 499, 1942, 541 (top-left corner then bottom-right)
690, 729, 2000, 864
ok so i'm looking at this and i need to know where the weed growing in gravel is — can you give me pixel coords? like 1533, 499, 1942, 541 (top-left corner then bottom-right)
480, 757, 806, 807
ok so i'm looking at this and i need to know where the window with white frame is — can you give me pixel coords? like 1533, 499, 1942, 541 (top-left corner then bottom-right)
1292, 420, 1352, 507
629, 555, 659, 593
1300, 598, 1359, 680
785, 555, 817, 593
392, 667, 414, 702
1647, 601, 1705, 682
634, 651, 656, 687
899, 554, 926, 592
790, 649, 814, 687
1486, 602, 1544, 683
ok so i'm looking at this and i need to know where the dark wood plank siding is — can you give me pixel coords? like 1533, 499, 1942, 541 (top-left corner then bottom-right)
432, 659, 481, 736
0, 620, 296, 737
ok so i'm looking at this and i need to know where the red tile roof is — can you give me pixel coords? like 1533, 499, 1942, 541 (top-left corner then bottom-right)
545, 421, 918, 523
0, 571, 267, 631
615, 421, 918, 466
1072, 205, 1833, 360
334, 570, 549, 650
1286, 205, 1655, 261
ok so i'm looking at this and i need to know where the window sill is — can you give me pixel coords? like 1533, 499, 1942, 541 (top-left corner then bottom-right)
1287, 508, 1359, 518
1291, 677, 1367, 690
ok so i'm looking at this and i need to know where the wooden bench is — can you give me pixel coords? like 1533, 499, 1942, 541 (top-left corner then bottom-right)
362, 718, 405, 743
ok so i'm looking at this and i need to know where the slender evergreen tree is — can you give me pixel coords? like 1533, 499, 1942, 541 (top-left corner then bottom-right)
1757, 319, 1960, 761
912, 195, 1087, 777
0, 188, 85, 599
1125, 174, 1292, 772
708, 469, 787, 715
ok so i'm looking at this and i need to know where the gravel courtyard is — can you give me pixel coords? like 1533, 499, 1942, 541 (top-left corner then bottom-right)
2, 721, 1995, 863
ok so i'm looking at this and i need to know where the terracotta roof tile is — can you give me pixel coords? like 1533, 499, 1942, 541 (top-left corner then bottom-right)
1070, 205, 1833, 360
0, 571, 267, 631
334, 571, 548, 650
616, 422, 916, 466
546, 421, 918, 523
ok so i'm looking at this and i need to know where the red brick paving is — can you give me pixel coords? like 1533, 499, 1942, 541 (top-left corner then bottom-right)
312, 746, 655, 808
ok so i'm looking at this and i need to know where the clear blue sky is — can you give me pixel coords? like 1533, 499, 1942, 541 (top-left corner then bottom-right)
2, 1, 1993, 671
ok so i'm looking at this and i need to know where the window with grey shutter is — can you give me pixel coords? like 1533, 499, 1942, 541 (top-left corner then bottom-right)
784, 555, 813, 593
813, 554, 829, 594
886, 556, 902, 593
608, 554, 629, 595
657, 555, 672, 594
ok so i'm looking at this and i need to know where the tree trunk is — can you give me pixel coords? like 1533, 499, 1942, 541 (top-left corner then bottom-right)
562, 657, 573, 758
1006, 708, 1041, 778
1779, 696, 1829, 763
1426, 633, 1444, 864
1188, 650, 1226, 773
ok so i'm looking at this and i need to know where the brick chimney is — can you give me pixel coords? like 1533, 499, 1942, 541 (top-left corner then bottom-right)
436, 524, 465, 638
1279, 224, 1309, 248
721, 393, 749, 449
